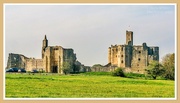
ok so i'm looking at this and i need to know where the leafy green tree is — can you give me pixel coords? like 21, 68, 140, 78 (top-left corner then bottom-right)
161, 53, 175, 80
73, 64, 81, 73
92, 64, 103, 68
112, 67, 125, 77
145, 61, 165, 79
62, 62, 72, 75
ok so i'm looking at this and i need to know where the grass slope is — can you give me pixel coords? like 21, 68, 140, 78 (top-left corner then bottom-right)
5, 73, 174, 98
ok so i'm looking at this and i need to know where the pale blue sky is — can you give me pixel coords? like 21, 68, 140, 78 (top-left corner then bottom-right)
5, 4, 175, 66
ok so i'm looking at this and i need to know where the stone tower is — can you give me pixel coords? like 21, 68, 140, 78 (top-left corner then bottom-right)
108, 30, 159, 74
42, 35, 48, 58
126, 30, 133, 46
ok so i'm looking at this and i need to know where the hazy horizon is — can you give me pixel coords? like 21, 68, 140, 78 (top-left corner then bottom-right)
5, 4, 175, 66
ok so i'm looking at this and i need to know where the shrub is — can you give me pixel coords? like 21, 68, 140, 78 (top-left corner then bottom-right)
145, 61, 165, 80
161, 53, 175, 80
112, 67, 125, 77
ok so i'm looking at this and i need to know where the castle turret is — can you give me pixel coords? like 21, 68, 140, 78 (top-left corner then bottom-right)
126, 30, 133, 46
108, 47, 111, 64
42, 35, 48, 58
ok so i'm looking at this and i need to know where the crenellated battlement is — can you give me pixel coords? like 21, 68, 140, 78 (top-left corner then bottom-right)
108, 30, 159, 73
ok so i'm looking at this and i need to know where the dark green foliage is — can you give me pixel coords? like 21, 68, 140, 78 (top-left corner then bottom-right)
73, 64, 81, 73
145, 61, 165, 80
112, 67, 125, 77
62, 62, 72, 75
92, 64, 103, 67
162, 53, 175, 80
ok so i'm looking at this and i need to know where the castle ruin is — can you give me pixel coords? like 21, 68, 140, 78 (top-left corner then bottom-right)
6, 35, 77, 74
108, 30, 159, 73
6, 30, 159, 74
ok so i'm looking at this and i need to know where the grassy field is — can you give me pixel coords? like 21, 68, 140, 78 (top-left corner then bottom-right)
5, 72, 175, 98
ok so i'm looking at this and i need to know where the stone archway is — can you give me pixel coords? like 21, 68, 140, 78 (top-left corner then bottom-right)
52, 66, 58, 73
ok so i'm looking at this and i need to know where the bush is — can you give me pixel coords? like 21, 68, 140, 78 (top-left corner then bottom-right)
161, 53, 175, 80
145, 61, 165, 80
112, 67, 125, 77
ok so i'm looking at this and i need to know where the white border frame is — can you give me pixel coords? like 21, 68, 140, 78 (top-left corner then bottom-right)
3, 3, 177, 100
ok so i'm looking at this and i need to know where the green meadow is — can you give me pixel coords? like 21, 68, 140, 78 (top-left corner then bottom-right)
5, 72, 174, 98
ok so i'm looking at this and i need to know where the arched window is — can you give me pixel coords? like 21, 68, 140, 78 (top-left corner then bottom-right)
121, 60, 123, 63
138, 58, 141, 61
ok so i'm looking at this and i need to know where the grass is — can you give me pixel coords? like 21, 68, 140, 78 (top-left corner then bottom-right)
5, 72, 175, 98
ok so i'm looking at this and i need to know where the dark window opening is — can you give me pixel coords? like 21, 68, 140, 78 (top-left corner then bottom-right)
121, 48, 123, 51
52, 66, 58, 73
137, 64, 139, 66
121, 55, 123, 57
138, 58, 141, 61
139, 51, 141, 53
121, 60, 123, 63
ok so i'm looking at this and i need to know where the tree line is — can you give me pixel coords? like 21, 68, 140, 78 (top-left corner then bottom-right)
62, 53, 175, 80
113, 53, 175, 80
145, 53, 175, 80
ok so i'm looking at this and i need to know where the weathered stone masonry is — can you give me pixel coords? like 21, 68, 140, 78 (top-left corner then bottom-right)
108, 30, 159, 73
6, 35, 77, 74
6, 30, 159, 74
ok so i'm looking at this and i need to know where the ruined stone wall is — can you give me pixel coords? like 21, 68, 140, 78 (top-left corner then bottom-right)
51, 46, 63, 73
42, 46, 76, 74
63, 48, 77, 72
108, 45, 125, 67
131, 46, 148, 73
108, 31, 159, 74
126, 31, 133, 45
43, 47, 51, 73
109, 45, 132, 68
6, 53, 28, 69
25, 58, 43, 71
124, 45, 132, 68
117, 45, 125, 68
90, 66, 116, 72
148, 47, 159, 61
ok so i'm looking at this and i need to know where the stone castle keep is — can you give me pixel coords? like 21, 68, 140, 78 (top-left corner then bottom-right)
6, 35, 77, 73
6, 30, 159, 74
108, 30, 159, 73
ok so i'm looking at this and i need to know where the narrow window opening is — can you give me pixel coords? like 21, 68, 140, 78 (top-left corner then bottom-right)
138, 58, 141, 61
121, 60, 123, 63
